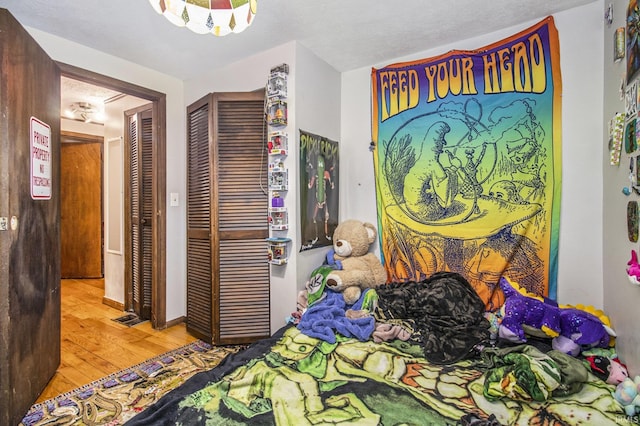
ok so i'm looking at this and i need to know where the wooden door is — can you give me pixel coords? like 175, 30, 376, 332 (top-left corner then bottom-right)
125, 107, 153, 320
60, 139, 103, 278
0, 8, 61, 425
186, 91, 270, 344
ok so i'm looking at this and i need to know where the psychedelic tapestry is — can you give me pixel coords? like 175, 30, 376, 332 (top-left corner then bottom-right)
371, 17, 561, 309
299, 130, 340, 251
627, 0, 640, 83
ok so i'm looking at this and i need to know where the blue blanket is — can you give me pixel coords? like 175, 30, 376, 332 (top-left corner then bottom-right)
297, 290, 375, 343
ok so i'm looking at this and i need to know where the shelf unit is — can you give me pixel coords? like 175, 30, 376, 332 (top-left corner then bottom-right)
266, 64, 291, 263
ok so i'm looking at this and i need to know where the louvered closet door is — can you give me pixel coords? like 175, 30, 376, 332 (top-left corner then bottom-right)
186, 97, 213, 340
186, 91, 270, 344
129, 109, 153, 320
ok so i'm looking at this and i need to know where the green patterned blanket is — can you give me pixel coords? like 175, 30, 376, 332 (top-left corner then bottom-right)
125, 326, 631, 426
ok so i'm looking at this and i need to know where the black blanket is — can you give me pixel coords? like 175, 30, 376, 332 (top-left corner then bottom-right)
374, 272, 491, 364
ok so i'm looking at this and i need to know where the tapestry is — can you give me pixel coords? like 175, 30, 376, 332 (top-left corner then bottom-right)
299, 129, 340, 251
20, 341, 243, 426
371, 17, 562, 309
627, 0, 640, 83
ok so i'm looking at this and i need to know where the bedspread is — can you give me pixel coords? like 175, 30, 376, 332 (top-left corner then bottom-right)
125, 325, 628, 426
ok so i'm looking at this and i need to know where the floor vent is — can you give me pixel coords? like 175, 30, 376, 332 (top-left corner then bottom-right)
112, 313, 146, 327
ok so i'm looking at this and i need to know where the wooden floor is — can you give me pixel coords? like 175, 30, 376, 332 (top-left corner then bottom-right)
35, 278, 197, 403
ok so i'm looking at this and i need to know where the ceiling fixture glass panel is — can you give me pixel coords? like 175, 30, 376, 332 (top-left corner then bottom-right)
148, 0, 257, 36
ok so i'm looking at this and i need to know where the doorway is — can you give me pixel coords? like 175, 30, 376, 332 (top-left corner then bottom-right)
60, 131, 103, 278
59, 62, 168, 328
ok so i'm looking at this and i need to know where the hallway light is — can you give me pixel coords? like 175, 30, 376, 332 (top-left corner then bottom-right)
64, 102, 103, 124
148, 0, 257, 37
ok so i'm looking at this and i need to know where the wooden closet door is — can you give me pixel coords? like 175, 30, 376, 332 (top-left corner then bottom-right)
127, 108, 153, 320
186, 96, 212, 340
186, 91, 270, 344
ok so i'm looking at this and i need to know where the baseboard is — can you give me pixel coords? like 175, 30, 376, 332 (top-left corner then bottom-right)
102, 296, 124, 311
165, 316, 186, 328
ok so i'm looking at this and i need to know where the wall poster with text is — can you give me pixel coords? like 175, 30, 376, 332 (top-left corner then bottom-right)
371, 17, 562, 310
299, 130, 339, 251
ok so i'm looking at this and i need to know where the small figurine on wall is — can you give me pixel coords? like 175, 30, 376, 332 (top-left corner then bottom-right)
267, 71, 287, 99
268, 131, 288, 154
267, 100, 287, 127
266, 237, 291, 265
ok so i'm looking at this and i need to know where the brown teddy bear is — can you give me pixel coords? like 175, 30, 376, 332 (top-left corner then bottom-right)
326, 219, 388, 304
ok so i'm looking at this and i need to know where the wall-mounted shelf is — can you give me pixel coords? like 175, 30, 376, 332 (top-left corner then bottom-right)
268, 207, 288, 230
267, 99, 287, 127
268, 169, 288, 191
266, 237, 291, 265
268, 131, 288, 155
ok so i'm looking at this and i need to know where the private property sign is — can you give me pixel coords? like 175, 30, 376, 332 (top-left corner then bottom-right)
30, 116, 52, 200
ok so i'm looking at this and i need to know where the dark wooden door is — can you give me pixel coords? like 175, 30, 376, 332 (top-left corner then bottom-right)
186, 91, 270, 345
60, 141, 103, 278
125, 107, 153, 320
0, 8, 61, 425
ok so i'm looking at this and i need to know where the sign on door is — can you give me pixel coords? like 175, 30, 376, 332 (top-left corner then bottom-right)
30, 116, 52, 200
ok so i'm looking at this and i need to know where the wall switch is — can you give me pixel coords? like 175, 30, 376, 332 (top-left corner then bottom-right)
170, 192, 179, 206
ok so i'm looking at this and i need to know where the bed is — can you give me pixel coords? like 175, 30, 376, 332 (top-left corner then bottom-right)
125, 273, 630, 426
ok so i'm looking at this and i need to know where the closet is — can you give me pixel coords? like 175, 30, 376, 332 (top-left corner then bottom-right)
186, 91, 271, 344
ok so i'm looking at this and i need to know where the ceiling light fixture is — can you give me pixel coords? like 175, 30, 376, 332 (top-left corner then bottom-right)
148, 0, 257, 37
64, 102, 103, 124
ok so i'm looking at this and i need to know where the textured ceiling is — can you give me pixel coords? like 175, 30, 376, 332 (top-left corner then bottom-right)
0, 0, 598, 81
1, 0, 599, 113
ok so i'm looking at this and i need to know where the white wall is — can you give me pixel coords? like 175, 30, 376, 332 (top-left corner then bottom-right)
341, 3, 605, 307
603, 0, 640, 375
185, 42, 295, 105
61, 118, 104, 136
26, 28, 188, 322
291, 44, 342, 315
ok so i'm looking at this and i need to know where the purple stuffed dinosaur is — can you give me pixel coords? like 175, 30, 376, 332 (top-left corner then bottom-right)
498, 277, 616, 356
552, 307, 615, 356
498, 277, 561, 343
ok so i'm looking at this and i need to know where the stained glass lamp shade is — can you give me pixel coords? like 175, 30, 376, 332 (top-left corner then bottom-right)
148, 0, 257, 36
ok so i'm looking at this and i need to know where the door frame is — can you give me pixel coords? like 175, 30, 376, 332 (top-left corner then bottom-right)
58, 62, 168, 328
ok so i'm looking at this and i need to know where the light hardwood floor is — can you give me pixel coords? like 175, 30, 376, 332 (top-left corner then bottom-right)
35, 278, 197, 403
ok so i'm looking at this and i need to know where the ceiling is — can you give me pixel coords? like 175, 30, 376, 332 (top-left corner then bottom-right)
1, 0, 598, 110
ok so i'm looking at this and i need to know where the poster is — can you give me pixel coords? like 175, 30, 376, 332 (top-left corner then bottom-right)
299, 130, 339, 251
371, 17, 562, 309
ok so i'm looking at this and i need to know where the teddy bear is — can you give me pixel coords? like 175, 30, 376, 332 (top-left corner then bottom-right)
324, 219, 387, 304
